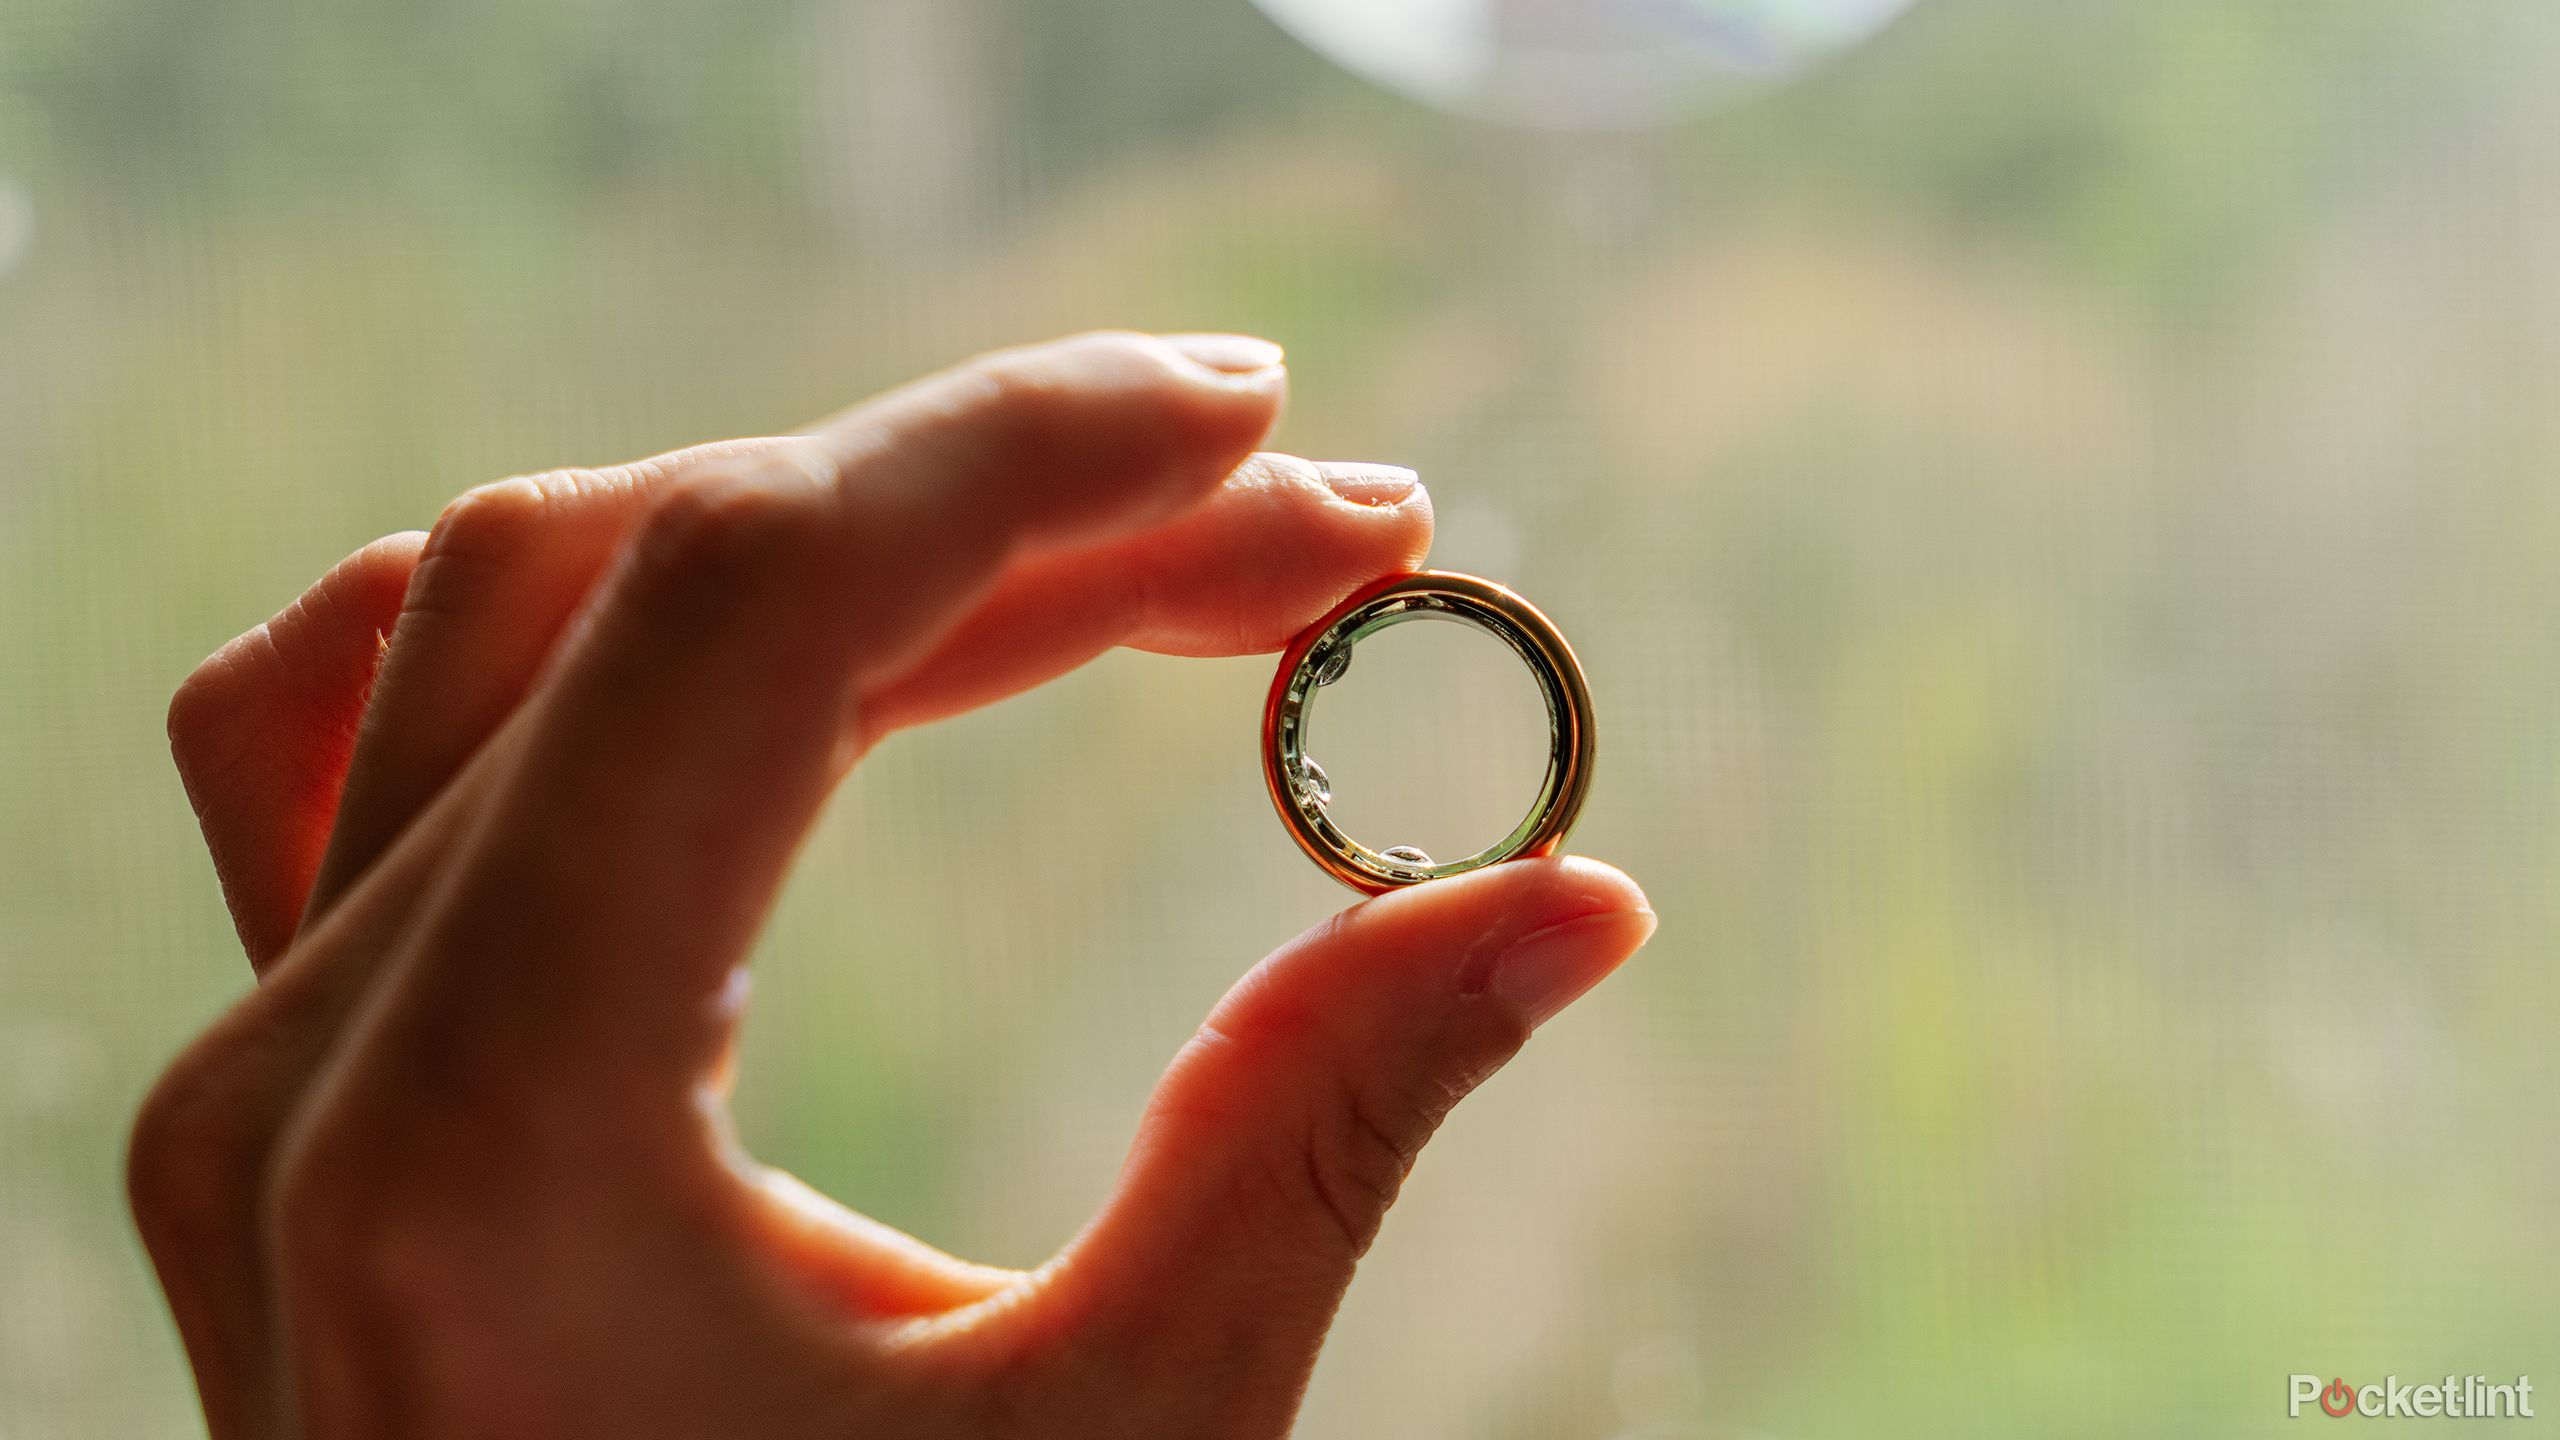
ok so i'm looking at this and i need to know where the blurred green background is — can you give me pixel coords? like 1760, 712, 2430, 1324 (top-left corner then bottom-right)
5, 0, 2559, 1435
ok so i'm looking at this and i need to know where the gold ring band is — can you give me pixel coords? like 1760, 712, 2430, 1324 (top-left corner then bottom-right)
1261, 570, 1596, 894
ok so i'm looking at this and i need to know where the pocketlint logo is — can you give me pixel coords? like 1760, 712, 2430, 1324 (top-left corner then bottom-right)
2290, 1375, 2535, 1419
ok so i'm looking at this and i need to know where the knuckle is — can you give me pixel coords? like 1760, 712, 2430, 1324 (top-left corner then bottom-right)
1052, 329, 1179, 381
422, 475, 557, 568
901, 331, 1274, 519
167, 525, 420, 730
126, 1023, 265, 1256
319, 532, 427, 617
952, 334, 1244, 505
265, 537, 417, 679
627, 462, 821, 597
400, 478, 566, 625
976, 332, 1189, 428
165, 645, 251, 781
165, 531, 420, 788
956, 349, 1083, 437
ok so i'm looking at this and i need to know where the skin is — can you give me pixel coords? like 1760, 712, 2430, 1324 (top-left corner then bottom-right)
130, 331, 1657, 1439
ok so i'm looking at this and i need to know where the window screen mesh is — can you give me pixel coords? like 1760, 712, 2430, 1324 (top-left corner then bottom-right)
3, 1, 2557, 1435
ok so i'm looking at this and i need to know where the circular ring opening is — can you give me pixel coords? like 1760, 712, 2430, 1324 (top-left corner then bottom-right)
1262, 571, 1596, 893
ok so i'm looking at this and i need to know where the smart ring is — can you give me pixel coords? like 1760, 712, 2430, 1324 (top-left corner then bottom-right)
1261, 571, 1595, 894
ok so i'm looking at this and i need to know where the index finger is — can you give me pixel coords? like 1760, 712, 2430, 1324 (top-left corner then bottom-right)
341, 332, 1288, 1124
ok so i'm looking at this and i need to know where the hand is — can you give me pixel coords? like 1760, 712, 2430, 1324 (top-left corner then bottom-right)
131, 332, 1656, 1439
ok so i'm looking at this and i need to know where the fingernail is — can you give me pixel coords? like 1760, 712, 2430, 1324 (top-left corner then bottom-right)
1314, 461, 1420, 507
1161, 333, 1286, 376
1490, 909, 1658, 1029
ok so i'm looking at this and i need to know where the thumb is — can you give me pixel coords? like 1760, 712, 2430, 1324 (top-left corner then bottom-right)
1031, 857, 1653, 1420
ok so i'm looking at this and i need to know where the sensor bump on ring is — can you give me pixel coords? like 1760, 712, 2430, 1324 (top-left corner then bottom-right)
1261, 570, 1595, 894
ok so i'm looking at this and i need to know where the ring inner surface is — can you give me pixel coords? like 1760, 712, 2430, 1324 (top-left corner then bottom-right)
1274, 590, 1566, 886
